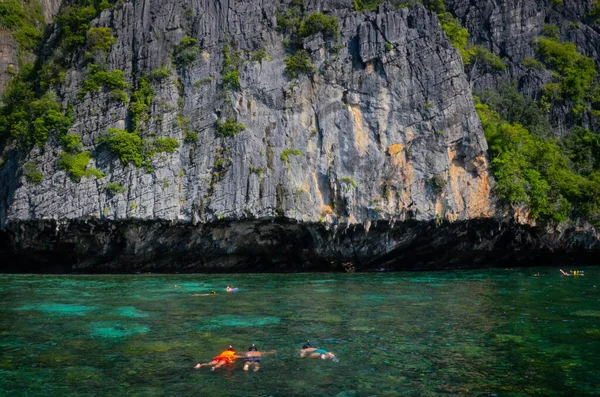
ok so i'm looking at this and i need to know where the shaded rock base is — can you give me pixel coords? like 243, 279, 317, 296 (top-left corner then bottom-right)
0, 219, 598, 273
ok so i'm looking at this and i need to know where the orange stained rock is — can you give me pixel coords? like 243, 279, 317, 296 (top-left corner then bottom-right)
350, 105, 367, 155
447, 148, 494, 219
387, 143, 403, 156
320, 205, 333, 216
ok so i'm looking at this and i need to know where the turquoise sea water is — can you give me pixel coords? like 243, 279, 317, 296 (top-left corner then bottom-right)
0, 268, 599, 396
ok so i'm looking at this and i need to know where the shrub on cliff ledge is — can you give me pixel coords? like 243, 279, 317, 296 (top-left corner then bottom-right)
535, 36, 597, 114
298, 12, 339, 39
106, 182, 126, 195
285, 51, 315, 78
81, 64, 129, 96
99, 128, 143, 167
24, 163, 43, 185
438, 12, 471, 64
87, 27, 117, 52
58, 151, 104, 181
154, 137, 179, 154
215, 118, 246, 138
280, 148, 304, 165
173, 35, 201, 66
470, 46, 506, 71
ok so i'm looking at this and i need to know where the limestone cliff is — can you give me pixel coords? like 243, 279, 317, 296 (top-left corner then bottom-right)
445, 0, 600, 133
0, 0, 598, 272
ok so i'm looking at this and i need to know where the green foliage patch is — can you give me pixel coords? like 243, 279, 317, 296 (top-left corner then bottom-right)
58, 151, 104, 181
353, 0, 443, 12
589, 0, 600, 23
173, 35, 201, 66
106, 182, 126, 195
340, 176, 357, 188
277, 7, 340, 48
87, 27, 117, 52
215, 118, 246, 138
145, 67, 172, 83
298, 12, 340, 39
534, 36, 598, 114
353, 0, 385, 11
81, 64, 129, 96
223, 70, 241, 90
285, 50, 315, 78
0, 86, 72, 148
154, 137, 179, 154
60, 134, 84, 153
129, 77, 153, 130
437, 12, 471, 64
280, 148, 304, 165
24, 163, 43, 185
251, 48, 272, 63
56, 0, 114, 49
0, 0, 45, 51
542, 24, 560, 40
221, 44, 242, 91
470, 45, 506, 71
99, 128, 143, 167
428, 174, 447, 195
522, 57, 544, 70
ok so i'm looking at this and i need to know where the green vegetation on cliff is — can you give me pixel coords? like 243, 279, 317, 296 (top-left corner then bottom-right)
277, 5, 340, 79
215, 118, 246, 138
56, 0, 115, 49
173, 36, 201, 67
535, 34, 598, 115
58, 151, 104, 181
86, 27, 117, 52
285, 50, 316, 78
0, 0, 120, 157
0, 0, 45, 51
477, 86, 600, 226
99, 128, 144, 168
0, 82, 72, 148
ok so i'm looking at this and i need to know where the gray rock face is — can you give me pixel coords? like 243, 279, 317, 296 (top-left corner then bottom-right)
1, 1, 493, 228
0, 30, 19, 95
41, 0, 63, 23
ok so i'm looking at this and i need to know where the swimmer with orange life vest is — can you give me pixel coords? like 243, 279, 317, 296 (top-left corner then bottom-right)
194, 345, 242, 371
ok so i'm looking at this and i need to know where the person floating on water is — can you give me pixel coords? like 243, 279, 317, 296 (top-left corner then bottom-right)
299, 341, 337, 361
190, 291, 217, 296
242, 344, 275, 372
226, 285, 238, 292
560, 269, 585, 277
194, 345, 240, 371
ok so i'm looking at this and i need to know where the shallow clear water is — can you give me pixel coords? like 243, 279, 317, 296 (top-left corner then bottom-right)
1, 268, 599, 396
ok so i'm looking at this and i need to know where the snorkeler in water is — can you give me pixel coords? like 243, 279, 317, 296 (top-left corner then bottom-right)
190, 291, 217, 296
299, 341, 337, 360
242, 344, 276, 372
194, 345, 241, 371
560, 269, 585, 277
